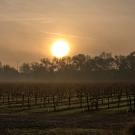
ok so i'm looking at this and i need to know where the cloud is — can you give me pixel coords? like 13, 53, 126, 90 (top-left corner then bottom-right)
41, 32, 95, 40
0, 15, 54, 24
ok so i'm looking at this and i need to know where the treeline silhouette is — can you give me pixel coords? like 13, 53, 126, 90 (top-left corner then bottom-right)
0, 52, 135, 81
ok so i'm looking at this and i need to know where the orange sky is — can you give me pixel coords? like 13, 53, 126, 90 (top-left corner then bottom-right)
0, 0, 135, 66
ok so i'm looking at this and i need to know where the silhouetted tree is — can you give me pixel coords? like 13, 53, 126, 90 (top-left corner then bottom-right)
93, 52, 114, 71
0, 64, 18, 79
72, 54, 86, 71
20, 63, 31, 74
114, 55, 129, 71
126, 52, 135, 71
1, 52, 135, 81
40, 58, 52, 72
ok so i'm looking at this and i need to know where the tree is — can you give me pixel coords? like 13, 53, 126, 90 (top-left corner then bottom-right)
72, 54, 86, 71
0, 62, 2, 72
2, 64, 18, 77
94, 52, 114, 71
126, 52, 135, 71
114, 55, 129, 71
40, 58, 51, 72
20, 63, 31, 74
0, 52, 135, 81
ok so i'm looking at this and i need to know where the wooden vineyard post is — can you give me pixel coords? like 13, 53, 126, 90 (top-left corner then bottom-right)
101, 97, 104, 105
134, 96, 135, 110
52, 95, 56, 112
95, 96, 99, 110
0, 95, 1, 105
132, 86, 135, 111
67, 89, 71, 109
7, 93, 10, 108
34, 94, 38, 106
47, 96, 50, 112
58, 96, 62, 106
43, 97, 46, 108
117, 89, 122, 111
76, 89, 83, 109
126, 90, 132, 112
40, 97, 43, 108
117, 95, 121, 111
2, 95, 5, 104
80, 94, 83, 108
86, 93, 90, 111
129, 95, 132, 112
27, 95, 31, 109
107, 96, 110, 109
11, 93, 14, 104
15, 94, 18, 104
68, 95, 71, 108
47, 96, 50, 104
22, 94, 25, 108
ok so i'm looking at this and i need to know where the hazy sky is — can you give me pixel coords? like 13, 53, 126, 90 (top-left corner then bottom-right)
0, 0, 135, 66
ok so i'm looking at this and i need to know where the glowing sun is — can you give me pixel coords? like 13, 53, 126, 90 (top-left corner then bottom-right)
51, 39, 70, 58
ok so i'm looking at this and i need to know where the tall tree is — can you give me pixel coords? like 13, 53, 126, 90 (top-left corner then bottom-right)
20, 63, 31, 74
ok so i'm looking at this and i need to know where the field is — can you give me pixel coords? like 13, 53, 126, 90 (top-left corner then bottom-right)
0, 82, 135, 135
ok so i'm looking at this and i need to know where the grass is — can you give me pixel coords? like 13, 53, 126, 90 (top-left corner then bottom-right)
0, 108, 134, 135
1, 128, 123, 135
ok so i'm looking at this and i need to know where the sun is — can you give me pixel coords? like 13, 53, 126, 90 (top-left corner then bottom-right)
51, 39, 70, 58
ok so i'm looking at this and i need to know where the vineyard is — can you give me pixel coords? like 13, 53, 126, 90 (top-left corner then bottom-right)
0, 82, 135, 113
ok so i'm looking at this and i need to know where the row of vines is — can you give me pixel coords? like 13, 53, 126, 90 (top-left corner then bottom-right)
0, 82, 135, 112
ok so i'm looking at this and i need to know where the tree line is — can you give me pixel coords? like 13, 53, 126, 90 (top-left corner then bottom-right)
0, 52, 135, 81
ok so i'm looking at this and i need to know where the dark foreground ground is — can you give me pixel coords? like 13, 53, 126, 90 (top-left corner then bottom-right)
0, 109, 135, 135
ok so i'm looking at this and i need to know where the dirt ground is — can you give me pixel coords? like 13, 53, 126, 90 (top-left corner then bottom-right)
0, 110, 135, 134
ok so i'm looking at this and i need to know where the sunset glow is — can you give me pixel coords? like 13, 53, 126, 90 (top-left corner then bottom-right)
51, 39, 70, 58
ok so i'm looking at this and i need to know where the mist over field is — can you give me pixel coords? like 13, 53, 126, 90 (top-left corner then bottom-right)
0, 52, 135, 82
